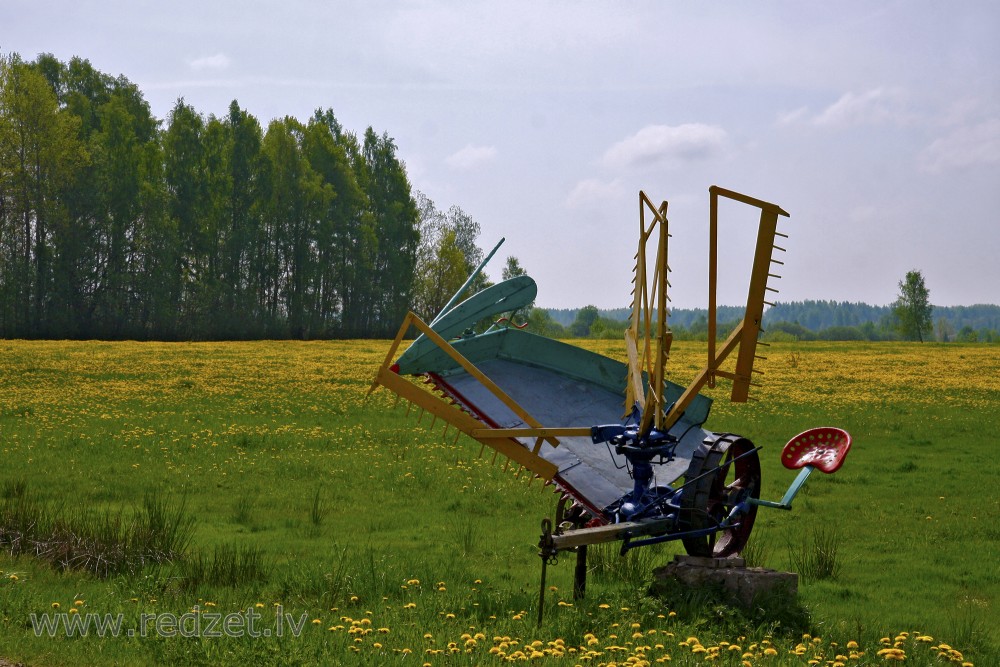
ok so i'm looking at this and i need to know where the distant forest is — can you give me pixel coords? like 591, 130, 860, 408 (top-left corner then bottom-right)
540, 302, 1000, 343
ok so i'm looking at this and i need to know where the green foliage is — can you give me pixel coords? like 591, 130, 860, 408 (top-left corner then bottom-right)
0, 488, 194, 577
501, 255, 525, 281
176, 543, 269, 590
893, 270, 933, 342
533, 302, 999, 343
526, 308, 567, 338
570, 305, 600, 337
786, 525, 842, 582
411, 191, 487, 322
0, 53, 420, 339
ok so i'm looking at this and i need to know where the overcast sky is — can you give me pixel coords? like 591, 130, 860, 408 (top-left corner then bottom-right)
5, 1, 999, 309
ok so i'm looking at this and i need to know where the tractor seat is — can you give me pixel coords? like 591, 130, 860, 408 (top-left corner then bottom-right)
781, 426, 852, 474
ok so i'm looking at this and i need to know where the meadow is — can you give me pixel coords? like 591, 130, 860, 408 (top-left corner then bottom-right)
0, 339, 997, 666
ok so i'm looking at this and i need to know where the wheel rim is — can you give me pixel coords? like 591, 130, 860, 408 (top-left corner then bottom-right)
681, 435, 761, 558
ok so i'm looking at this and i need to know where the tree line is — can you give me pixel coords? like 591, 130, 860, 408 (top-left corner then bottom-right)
4, 52, 993, 345
0, 53, 425, 340
538, 300, 1000, 343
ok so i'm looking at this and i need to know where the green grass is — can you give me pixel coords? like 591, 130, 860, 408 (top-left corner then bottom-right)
0, 340, 997, 665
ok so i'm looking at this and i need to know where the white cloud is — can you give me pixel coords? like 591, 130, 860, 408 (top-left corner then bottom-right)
919, 118, 1000, 173
603, 124, 728, 169
812, 87, 906, 126
445, 144, 497, 170
565, 177, 625, 209
777, 87, 911, 127
187, 54, 231, 71
776, 106, 809, 126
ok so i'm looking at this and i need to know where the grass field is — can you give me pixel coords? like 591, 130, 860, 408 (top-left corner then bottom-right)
0, 339, 997, 666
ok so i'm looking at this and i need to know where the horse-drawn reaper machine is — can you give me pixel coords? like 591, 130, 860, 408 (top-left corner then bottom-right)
368, 186, 851, 616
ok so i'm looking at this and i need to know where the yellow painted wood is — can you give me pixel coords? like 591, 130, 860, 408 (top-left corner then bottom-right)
407, 315, 559, 448
662, 323, 744, 429
549, 517, 675, 550
367, 312, 415, 397
472, 427, 592, 439
374, 366, 559, 479
732, 208, 780, 402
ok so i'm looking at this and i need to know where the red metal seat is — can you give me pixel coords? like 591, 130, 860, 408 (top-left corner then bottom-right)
781, 426, 851, 474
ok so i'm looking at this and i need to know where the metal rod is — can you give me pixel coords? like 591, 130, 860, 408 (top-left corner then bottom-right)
574, 545, 588, 600
537, 557, 547, 627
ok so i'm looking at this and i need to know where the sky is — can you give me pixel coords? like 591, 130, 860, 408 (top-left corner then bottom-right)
4, 1, 999, 309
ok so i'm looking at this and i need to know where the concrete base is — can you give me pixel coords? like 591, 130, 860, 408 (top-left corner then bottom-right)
652, 555, 798, 607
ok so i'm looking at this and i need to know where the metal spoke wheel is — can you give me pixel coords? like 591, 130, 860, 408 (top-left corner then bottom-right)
680, 434, 761, 558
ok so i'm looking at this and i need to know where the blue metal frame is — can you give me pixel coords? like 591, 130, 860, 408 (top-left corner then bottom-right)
590, 418, 763, 553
